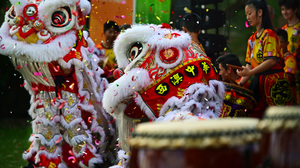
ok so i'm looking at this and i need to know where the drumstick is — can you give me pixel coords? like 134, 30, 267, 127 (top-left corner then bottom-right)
226, 64, 244, 70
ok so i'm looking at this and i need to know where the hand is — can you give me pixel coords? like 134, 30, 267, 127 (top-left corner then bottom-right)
237, 66, 252, 77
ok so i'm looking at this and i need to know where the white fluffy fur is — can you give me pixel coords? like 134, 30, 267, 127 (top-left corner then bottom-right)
114, 24, 191, 69
156, 111, 200, 122
102, 68, 151, 115
0, 23, 76, 62
88, 157, 103, 168
158, 80, 225, 120
58, 163, 68, 168
78, 0, 91, 16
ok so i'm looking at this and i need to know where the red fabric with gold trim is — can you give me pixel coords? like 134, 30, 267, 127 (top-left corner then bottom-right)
139, 58, 219, 117
251, 72, 295, 118
63, 30, 88, 62
261, 72, 295, 106
36, 154, 61, 168
219, 82, 256, 118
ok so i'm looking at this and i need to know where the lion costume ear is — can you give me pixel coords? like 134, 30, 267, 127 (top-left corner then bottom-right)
76, 7, 86, 26
76, 0, 91, 26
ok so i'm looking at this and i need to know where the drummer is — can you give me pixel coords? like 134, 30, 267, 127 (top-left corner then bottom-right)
237, 0, 295, 118
216, 53, 250, 88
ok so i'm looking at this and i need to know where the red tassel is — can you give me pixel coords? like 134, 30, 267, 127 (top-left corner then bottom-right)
231, 89, 236, 99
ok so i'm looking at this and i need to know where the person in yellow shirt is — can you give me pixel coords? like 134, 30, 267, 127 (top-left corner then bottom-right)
95, 20, 120, 82
279, 0, 300, 104
276, 28, 298, 104
238, 0, 295, 118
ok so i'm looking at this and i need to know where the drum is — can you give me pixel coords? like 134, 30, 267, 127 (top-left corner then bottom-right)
220, 82, 256, 118
129, 119, 261, 168
257, 106, 300, 168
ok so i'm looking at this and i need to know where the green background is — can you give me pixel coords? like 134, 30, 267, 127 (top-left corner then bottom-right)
135, 0, 172, 24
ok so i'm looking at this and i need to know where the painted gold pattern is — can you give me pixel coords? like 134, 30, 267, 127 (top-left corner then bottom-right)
224, 94, 253, 110
177, 88, 185, 97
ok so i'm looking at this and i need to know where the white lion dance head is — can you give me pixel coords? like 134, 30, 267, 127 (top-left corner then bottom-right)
102, 23, 225, 152
0, 0, 117, 167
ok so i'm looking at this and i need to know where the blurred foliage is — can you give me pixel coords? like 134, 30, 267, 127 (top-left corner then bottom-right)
0, 123, 31, 167
135, 0, 172, 24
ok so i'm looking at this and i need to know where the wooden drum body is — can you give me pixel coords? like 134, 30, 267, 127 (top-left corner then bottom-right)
258, 106, 300, 168
129, 119, 261, 168
221, 82, 256, 118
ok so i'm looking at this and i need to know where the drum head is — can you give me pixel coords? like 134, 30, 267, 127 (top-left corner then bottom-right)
130, 118, 260, 149
258, 106, 300, 132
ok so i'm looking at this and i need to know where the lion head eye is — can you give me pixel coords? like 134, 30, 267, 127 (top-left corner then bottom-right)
51, 7, 72, 28
127, 42, 143, 62
8, 6, 16, 20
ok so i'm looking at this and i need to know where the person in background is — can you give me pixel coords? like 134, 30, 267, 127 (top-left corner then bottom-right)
182, 13, 206, 54
238, 0, 295, 118
268, 5, 276, 28
276, 29, 298, 78
279, 0, 300, 104
94, 20, 120, 82
216, 53, 250, 88
120, 24, 131, 33
276, 28, 299, 104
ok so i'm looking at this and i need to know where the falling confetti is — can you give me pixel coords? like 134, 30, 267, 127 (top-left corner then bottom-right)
108, 118, 116, 124
34, 72, 42, 76
68, 156, 76, 163
114, 90, 118, 96
150, 4, 154, 13
58, 101, 66, 109
245, 21, 250, 28
156, 16, 161, 21
55, 137, 62, 144
69, 83, 75, 90
88, 117, 93, 123
43, 77, 49, 82
95, 140, 101, 145
133, 91, 138, 98
132, 76, 137, 81
31, 86, 38, 91
20, 83, 26, 87
110, 107, 115, 114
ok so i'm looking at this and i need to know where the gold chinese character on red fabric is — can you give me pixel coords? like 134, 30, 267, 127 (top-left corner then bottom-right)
169, 73, 184, 86
155, 83, 169, 95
